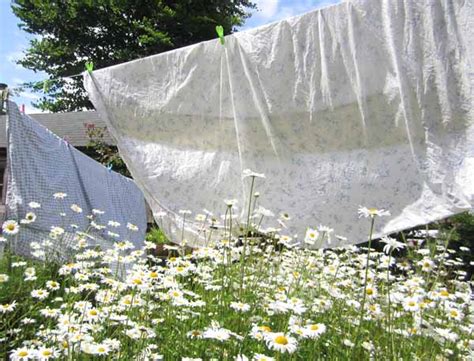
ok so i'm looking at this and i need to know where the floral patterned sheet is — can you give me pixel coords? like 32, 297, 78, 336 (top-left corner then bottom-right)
84, 0, 473, 247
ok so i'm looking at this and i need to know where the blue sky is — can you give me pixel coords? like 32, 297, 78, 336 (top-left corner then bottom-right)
0, 0, 341, 113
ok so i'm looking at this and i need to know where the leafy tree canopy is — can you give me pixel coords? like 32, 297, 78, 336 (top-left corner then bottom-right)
13, 0, 256, 112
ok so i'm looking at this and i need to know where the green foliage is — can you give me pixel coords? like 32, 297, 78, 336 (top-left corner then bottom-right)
0, 254, 60, 353
145, 226, 169, 245
439, 211, 474, 277
12, 0, 256, 112
84, 122, 131, 177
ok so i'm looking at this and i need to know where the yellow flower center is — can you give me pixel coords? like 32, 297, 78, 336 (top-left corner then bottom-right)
42, 350, 52, 356
7, 224, 15, 231
260, 326, 271, 332
98, 347, 106, 353
18, 351, 28, 357
440, 290, 449, 297
408, 301, 416, 307
176, 266, 185, 272
89, 310, 98, 316
149, 272, 158, 278
275, 335, 288, 345
133, 278, 142, 285
366, 288, 374, 295
310, 324, 319, 331
450, 310, 458, 317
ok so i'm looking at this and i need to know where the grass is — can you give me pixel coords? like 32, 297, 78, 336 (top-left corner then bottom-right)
0, 176, 472, 360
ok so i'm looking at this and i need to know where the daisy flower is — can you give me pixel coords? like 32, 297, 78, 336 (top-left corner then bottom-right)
242, 169, 265, 179
53, 192, 67, 199
0, 274, 9, 283
10, 347, 36, 360
31, 289, 50, 300
37, 347, 59, 360
93, 344, 110, 355
224, 199, 238, 207
403, 297, 420, 312
303, 323, 327, 339
446, 308, 463, 321
304, 228, 319, 246
358, 206, 391, 218
202, 326, 231, 341
265, 333, 298, 354
2, 220, 19, 235
230, 302, 251, 312
380, 236, 405, 254
21, 212, 37, 224
0, 301, 16, 313
253, 355, 275, 361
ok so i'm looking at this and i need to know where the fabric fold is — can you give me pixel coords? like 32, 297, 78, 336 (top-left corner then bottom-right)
84, 0, 473, 247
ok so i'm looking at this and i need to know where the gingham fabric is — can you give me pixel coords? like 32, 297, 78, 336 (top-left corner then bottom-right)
4, 101, 146, 259
85, 0, 474, 247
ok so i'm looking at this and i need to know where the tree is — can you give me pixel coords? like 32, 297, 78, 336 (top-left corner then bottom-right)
12, 0, 256, 112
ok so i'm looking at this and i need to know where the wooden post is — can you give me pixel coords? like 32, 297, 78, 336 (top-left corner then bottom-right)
0, 83, 8, 115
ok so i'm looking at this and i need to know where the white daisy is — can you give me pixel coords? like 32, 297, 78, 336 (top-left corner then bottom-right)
265, 332, 298, 354
358, 206, 391, 218
20, 212, 37, 224
303, 323, 326, 339
242, 169, 265, 179
2, 220, 19, 235
304, 228, 319, 246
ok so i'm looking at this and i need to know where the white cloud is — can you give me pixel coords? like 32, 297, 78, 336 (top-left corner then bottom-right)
253, 0, 280, 19
11, 78, 25, 86
21, 91, 40, 100
246, 0, 343, 29
24, 105, 46, 114
6, 50, 26, 70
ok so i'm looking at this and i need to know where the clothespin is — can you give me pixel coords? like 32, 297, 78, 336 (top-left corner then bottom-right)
106, 164, 113, 172
215, 25, 225, 45
85, 61, 94, 74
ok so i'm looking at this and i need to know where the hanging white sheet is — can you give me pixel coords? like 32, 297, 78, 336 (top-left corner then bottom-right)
5, 101, 147, 258
84, 0, 474, 247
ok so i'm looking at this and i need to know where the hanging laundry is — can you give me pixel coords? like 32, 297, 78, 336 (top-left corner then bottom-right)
84, 0, 473, 247
4, 101, 147, 259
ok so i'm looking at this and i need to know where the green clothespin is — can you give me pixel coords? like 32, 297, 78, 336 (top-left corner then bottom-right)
43, 79, 51, 93
85, 61, 94, 74
216, 25, 225, 45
